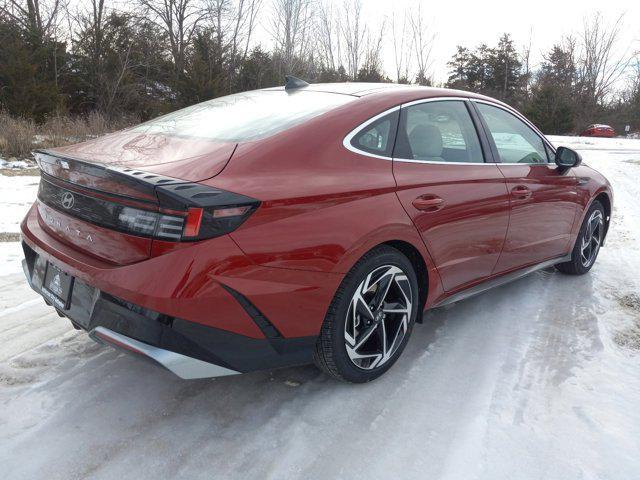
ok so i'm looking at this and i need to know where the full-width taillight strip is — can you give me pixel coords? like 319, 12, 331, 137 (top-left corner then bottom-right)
37, 171, 261, 242
38, 175, 186, 240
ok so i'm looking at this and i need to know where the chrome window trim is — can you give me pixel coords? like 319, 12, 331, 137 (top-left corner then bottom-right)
394, 158, 497, 165
470, 98, 557, 165
400, 96, 471, 108
343, 97, 496, 165
494, 162, 557, 167
342, 95, 555, 166
342, 106, 400, 160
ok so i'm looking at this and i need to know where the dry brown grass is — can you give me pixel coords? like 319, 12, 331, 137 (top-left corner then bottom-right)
0, 114, 36, 159
0, 112, 138, 160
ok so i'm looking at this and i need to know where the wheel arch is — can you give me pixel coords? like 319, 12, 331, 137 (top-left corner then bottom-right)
335, 236, 433, 317
593, 191, 612, 244
382, 240, 429, 315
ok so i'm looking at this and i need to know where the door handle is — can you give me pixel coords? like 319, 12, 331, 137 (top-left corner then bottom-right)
412, 195, 444, 212
511, 185, 532, 199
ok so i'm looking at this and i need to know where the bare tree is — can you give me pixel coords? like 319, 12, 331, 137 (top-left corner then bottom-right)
0, 0, 64, 40
520, 27, 533, 100
358, 19, 386, 80
269, 0, 315, 74
206, 0, 230, 54
1, 0, 67, 92
408, 2, 435, 85
138, 0, 205, 75
236, 0, 262, 60
340, 0, 366, 80
68, 0, 135, 115
391, 10, 412, 83
316, 0, 341, 72
578, 13, 632, 109
81, 0, 106, 79
206, 0, 262, 80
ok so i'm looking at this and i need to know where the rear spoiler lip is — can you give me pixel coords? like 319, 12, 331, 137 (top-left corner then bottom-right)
33, 149, 190, 201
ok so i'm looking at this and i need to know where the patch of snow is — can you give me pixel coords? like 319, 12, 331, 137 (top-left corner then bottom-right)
0, 158, 35, 169
0, 174, 39, 234
31, 134, 46, 145
0, 242, 25, 277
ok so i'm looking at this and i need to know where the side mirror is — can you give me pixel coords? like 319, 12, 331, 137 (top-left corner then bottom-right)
555, 146, 582, 169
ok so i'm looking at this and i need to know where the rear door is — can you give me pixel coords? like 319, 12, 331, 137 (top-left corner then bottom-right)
392, 99, 510, 292
472, 101, 578, 273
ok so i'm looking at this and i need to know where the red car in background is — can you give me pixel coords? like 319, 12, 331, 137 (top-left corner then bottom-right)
21, 78, 613, 383
580, 124, 616, 137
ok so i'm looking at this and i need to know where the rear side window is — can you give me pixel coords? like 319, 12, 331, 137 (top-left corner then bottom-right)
394, 100, 484, 163
350, 111, 399, 157
476, 103, 549, 164
131, 90, 354, 142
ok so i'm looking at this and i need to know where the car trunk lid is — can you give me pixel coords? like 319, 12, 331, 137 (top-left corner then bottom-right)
49, 131, 237, 183
34, 143, 256, 266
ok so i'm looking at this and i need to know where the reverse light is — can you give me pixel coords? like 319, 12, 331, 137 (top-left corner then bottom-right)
213, 206, 251, 218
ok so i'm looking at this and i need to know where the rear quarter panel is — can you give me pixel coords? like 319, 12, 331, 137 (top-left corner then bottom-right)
206, 96, 443, 307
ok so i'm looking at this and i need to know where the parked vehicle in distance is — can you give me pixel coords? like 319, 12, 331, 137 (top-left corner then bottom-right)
20, 78, 613, 383
580, 124, 615, 137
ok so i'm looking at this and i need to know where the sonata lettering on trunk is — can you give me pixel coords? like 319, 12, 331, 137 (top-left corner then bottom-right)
41, 211, 94, 243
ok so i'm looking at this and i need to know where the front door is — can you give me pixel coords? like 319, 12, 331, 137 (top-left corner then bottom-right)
392, 99, 510, 292
473, 101, 578, 274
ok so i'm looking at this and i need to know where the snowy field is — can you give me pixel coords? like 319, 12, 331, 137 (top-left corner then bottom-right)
1, 137, 640, 479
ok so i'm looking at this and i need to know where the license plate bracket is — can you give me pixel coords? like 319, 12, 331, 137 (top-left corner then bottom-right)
42, 261, 74, 310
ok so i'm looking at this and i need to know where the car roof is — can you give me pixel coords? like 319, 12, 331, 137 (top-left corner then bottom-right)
262, 82, 498, 104
263, 82, 406, 96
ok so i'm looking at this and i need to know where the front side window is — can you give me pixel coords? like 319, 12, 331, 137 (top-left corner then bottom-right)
131, 90, 354, 142
476, 103, 549, 164
394, 100, 484, 163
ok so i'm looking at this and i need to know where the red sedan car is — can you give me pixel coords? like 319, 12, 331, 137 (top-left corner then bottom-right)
21, 79, 613, 383
580, 124, 616, 137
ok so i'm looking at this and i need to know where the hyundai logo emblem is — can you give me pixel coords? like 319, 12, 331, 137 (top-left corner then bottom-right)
61, 191, 75, 209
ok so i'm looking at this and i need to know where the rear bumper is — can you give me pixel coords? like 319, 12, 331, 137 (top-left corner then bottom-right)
21, 241, 317, 376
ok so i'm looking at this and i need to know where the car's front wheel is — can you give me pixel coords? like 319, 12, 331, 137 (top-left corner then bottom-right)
556, 200, 605, 275
313, 246, 419, 383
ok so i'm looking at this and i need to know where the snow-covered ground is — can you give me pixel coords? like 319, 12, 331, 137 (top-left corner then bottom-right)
1, 137, 639, 480
548, 134, 640, 151
0, 175, 39, 236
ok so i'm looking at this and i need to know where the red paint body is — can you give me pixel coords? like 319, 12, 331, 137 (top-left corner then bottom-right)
20, 84, 613, 346
580, 124, 615, 138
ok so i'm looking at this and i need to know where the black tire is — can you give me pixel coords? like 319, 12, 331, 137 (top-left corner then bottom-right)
556, 200, 605, 275
313, 245, 420, 383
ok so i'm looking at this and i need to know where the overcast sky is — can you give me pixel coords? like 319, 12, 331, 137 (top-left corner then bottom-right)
355, 0, 640, 84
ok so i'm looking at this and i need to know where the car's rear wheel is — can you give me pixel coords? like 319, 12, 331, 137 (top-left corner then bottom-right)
556, 200, 605, 275
313, 246, 419, 383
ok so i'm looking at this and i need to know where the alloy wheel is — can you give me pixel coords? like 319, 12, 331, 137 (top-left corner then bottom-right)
580, 210, 604, 268
344, 265, 413, 370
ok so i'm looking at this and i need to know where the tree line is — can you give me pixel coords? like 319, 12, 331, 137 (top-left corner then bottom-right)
0, 0, 638, 134
447, 17, 639, 134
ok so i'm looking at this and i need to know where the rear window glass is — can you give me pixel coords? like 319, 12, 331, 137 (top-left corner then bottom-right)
131, 90, 353, 142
